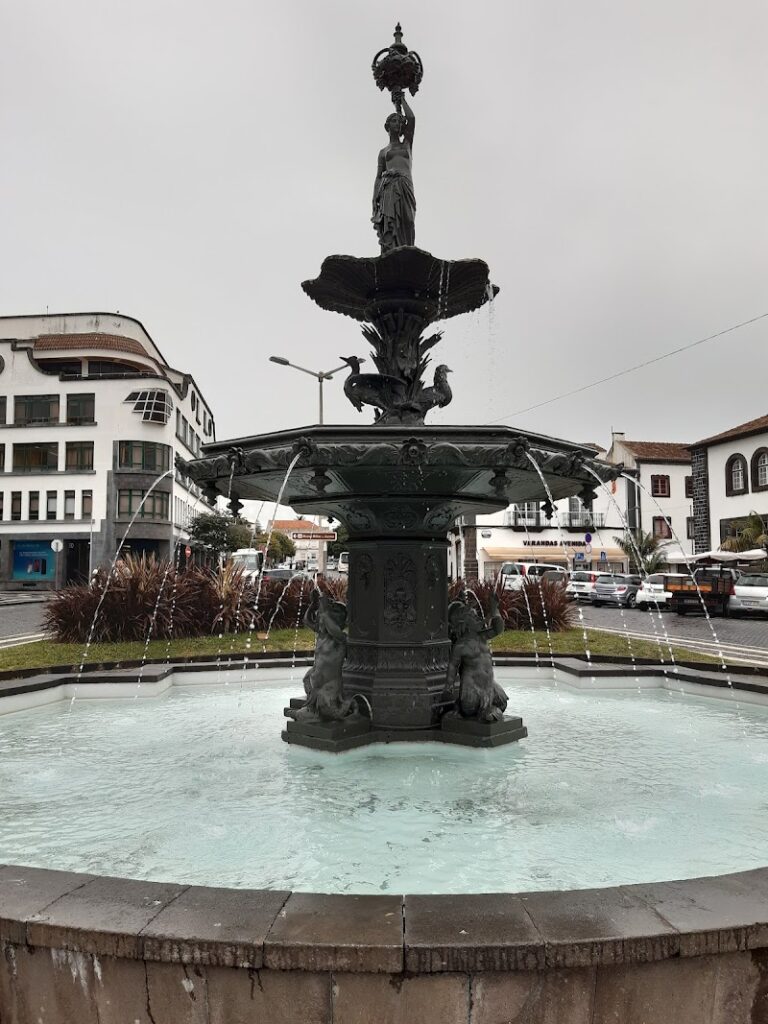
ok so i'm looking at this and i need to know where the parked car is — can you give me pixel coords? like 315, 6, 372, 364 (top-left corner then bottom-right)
540, 570, 568, 585
326, 558, 338, 571
565, 570, 598, 602
729, 573, 768, 616
499, 562, 567, 591
591, 573, 643, 608
337, 551, 349, 574
634, 573, 689, 611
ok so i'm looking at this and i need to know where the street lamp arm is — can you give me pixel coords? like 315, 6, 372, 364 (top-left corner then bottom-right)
323, 358, 366, 379
281, 361, 322, 379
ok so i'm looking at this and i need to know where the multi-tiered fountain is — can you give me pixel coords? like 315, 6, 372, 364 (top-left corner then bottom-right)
181, 26, 616, 751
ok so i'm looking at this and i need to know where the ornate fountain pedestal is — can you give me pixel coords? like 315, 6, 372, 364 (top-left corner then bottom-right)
180, 423, 613, 751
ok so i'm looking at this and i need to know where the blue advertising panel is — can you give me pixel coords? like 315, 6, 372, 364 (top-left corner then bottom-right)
12, 540, 56, 581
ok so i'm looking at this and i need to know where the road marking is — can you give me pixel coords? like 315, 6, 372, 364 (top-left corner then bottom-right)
585, 626, 768, 666
0, 633, 46, 649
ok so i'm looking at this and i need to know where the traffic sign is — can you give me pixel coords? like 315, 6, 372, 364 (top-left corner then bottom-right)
585, 544, 592, 554
51, 539, 64, 553
584, 533, 592, 544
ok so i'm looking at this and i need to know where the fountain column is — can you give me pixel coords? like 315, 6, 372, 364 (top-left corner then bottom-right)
344, 528, 451, 731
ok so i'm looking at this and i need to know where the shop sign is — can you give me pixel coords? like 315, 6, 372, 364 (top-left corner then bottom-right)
12, 540, 56, 581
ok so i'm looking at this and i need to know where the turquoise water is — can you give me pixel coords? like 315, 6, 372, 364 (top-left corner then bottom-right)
1, 670, 767, 894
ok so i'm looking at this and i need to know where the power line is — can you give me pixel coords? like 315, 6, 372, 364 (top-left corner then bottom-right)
484, 311, 768, 424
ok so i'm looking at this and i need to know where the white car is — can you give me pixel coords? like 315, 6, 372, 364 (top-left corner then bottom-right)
565, 570, 598, 601
499, 562, 567, 591
635, 573, 689, 611
730, 572, 768, 616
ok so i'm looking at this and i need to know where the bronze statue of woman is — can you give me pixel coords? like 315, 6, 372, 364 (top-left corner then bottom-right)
372, 91, 416, 252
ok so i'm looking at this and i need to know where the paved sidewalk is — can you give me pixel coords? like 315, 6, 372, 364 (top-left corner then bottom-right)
0, 593, 49, 607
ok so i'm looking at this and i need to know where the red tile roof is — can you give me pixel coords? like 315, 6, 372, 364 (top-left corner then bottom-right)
269, 519, 323, 532
34, 333, 148, 357
620, 440, 691, 463
693, 414, 768, 448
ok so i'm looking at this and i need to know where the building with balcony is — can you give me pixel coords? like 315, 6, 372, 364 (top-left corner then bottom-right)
450, 434, 695, 580
0, 312, 215, 590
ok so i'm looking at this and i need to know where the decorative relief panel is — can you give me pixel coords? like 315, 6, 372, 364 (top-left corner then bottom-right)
383, 554, 417, 636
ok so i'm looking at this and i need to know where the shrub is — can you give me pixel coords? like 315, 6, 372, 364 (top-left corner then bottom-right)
45, 556, 325, 643
448, 575, 574, 633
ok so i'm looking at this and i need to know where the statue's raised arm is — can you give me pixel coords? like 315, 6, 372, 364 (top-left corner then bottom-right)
398, 92, 415, 148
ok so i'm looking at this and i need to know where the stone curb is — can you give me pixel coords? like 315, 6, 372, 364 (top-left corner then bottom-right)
2, 864, 768, 974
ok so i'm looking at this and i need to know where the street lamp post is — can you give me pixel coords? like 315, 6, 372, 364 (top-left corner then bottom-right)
268, 355, 364, 573
268, 355, 364, 426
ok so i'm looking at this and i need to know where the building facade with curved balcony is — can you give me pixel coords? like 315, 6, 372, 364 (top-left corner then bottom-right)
0, 312, 216, 590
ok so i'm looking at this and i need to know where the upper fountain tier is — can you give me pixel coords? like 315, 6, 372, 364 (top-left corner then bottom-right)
301, 246, 498, 326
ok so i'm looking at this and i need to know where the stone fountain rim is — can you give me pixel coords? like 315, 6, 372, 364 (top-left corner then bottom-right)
2, 658, 768, 973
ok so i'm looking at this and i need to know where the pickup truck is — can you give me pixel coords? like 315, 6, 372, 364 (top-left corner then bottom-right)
667, 569, 734, 617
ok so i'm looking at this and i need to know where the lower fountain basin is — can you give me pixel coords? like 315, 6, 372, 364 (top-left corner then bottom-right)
3, 666, 767, 894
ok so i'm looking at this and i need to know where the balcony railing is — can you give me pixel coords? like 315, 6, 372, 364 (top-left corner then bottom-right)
510, 511, 606, 530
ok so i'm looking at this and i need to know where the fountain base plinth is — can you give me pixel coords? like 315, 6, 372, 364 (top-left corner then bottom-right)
282, 700, 527, 751
440, 711, 528, 747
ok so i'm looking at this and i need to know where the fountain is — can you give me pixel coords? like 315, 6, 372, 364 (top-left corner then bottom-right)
4, 27, 768, 1024
179, 24, 618, 751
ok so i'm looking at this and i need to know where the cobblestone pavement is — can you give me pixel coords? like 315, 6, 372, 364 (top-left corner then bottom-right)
580, 602, 768, 665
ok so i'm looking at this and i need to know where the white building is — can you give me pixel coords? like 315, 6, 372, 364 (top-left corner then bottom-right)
604, 433, 694, 562
690, 414, 768, 552
0, 312, 215, 590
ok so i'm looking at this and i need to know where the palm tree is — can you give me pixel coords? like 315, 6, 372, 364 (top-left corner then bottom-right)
720, 511, 768, 553
612, 530, 671, 574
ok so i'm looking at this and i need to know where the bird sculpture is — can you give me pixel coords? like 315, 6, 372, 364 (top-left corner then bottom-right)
339, 356, 452, 425
405, 364, 453, 418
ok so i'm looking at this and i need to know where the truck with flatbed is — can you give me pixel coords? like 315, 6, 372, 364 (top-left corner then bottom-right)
667, 569, 735, 617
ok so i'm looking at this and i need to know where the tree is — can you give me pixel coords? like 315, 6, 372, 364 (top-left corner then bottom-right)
254, 530, 296, 563
188, 512, 258, 559
326, 524, 348, 559
720, 512, 768, 554
613, 530, 671, 574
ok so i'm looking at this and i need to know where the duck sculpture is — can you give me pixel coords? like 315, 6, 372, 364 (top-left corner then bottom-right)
340, 356, 453, 425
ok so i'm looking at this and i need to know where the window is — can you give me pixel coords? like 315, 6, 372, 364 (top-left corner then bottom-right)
88, 359, 143, 377
686, 516, 694, 539
0, 396, 5, 424
652, 516, 672, 539
651, 475, 670, 498
82, 490, 92, 519
124, 390, 173, 424
0, 444, 4, 472
29, 492, 39, 521
12, 443, 58, 472
751, 449, 768, 492
46, 491, 57, 520
13, 394, 59, 425
65, 442, 94, 471
11, 492, 21, 521
64, 490, 75, 520
66, 393, 95, 425
118, 441, 171, 472
0, 493, 3, 520
725, 453, 748, 496
117, 489, 170, 520
685, 475, 693, 499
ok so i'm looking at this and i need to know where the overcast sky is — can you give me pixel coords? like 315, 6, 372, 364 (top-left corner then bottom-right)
2, 0, 767, 452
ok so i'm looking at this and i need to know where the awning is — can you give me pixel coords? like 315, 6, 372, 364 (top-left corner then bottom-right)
481, 546, 626, 563
691, 548, 767, 563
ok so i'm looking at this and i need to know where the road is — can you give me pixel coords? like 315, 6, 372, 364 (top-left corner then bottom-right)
579, 602, 768, 666
0, 600, 48, 649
